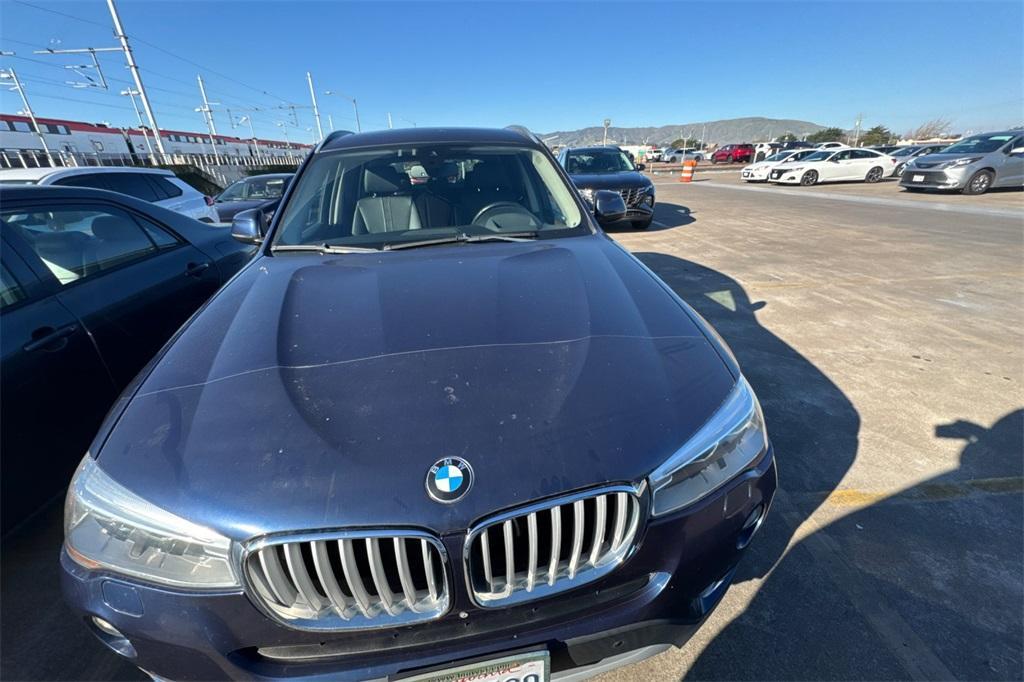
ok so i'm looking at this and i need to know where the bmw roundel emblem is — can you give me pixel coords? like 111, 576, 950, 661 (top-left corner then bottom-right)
426, 457, 473, 503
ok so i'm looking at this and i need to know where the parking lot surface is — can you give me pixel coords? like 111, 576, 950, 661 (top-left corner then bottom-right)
2, 182, 1022, 681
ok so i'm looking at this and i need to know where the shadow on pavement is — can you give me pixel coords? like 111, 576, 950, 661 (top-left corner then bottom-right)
685, 407, 1023, 680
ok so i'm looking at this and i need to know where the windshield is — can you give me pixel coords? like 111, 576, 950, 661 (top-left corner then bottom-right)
940, 134, 1016, 155
272, 144, 585, 250
802, 151, 833, 162
218, 175, 290, 201
890, 147, 920, 157
765, 152, 793, 162
564, 149, 635, 174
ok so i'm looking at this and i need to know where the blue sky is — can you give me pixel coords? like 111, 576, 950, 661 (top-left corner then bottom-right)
1, 0, 1021, 141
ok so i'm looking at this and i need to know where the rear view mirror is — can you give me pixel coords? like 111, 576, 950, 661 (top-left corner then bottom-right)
635, 163, 646, 171
593, 190, 627, 226
231, 208, 262, 244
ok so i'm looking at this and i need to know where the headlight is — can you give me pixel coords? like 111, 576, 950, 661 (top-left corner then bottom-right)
649, 377, 767, 516
941, 157, 981, 169
577, 187, 595, 203
787, 166, 803, 172
64, 456, 238, 589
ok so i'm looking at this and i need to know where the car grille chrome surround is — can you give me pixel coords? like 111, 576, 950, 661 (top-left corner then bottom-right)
619, 187, 647, 208
465, 485, 643, 607
243, 529, 449, 631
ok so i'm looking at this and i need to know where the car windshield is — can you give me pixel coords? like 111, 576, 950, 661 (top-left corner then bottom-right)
765, 152, 792, 162
218, 175, 289, 201
272, 143, 585, 250
890, 147, 920, 157
940, 134, 1015, 155
565, 150, 635, 174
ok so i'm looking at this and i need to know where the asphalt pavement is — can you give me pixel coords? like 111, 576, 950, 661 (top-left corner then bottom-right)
2, 181, 1022, 681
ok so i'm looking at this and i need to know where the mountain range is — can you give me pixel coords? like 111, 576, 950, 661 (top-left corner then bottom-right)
541, 117, 827, 147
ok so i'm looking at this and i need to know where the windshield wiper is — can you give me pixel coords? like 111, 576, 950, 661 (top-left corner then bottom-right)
272, 243, 380, 254
383, 231, 540, 251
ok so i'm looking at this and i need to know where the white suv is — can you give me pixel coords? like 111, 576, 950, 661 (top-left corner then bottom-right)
0, 167, 219, 222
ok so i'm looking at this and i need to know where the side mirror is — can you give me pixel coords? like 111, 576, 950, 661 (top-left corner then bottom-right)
1009, 147, 1024, 156
231, 208, 262, 244
593, 189, 627, 226
635, 163, 646, 171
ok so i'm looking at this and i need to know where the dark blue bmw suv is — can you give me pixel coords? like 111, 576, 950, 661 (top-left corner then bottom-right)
61, 126, 777, 681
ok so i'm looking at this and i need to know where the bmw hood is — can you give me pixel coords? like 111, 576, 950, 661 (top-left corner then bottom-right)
569, 172, 652, 191
96, 235, 735, 537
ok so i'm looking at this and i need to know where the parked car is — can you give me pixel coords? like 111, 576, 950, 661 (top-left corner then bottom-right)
0, 167, 219, 222
888, 143, 950, 177
60, 126, 777, 682
752, 142, 781, 161
779, 140, 814, 150
559, 145, 655, 229
870, 145, 902, 155
646, 147, 665, 162
813, 141, 848, 149
741, 148, 820, 182
711, 144, 754, 164
900, 131, 1024, 195
0, 185, 254, 532
664, 148, 706, 163
768, 147, 896, 185
213, 173, 293, 222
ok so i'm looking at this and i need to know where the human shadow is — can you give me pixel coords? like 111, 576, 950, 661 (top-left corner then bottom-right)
684, 409, 1023, 680
635, 252, 862, 585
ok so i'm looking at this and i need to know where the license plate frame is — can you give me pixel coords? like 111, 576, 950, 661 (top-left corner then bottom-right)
394, 651, 550, 682
912, 174, 925, 182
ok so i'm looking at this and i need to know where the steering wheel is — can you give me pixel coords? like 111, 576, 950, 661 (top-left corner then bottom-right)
471, 202, 542, 231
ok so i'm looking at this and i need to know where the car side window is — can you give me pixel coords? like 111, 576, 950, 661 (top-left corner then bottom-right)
105, 173, 161, 202
0, 263, 26, 309
151, 176, 184, 199
133, 215, 180, 248
850, 150, 874, 159
52, 174, 110, 191
834, 150, 852, 161
0, 205, 159, 286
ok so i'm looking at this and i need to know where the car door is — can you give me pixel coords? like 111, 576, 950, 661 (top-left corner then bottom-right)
851, 149, 882, 178
0, 232, 116, 533
2, 197, 221, 387
817, 150, 847, 181
995, 135, 1024, 187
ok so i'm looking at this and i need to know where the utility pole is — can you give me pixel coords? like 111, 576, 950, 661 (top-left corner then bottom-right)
327, 113, 334, 131
603, 118, 611, 145
106, 0, 165, 159
387, 112, 393, 129
32, 46, 121, 90
195, 74, 221, 164
306, 72, 323, 142
853, 113, 863, 146
324, 90, 361, 133
0, 61, 54, 164
238, 115, 260, 162
120, 88, 153, 157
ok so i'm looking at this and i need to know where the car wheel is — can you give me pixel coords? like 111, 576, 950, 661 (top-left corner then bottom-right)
962, 170, 994, 195
865, 166, 884, 183
631, 217, 653, 230
728, 154, 735, 163
711, 157, 719, 165
894, 163, 906, 176
800, 170, 818, 186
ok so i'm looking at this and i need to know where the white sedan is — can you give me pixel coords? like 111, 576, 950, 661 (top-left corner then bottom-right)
768, 148, 897, 186
741, 148, 819, 182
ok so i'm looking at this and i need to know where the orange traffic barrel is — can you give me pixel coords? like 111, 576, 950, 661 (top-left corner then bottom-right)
679, 159, 697, 183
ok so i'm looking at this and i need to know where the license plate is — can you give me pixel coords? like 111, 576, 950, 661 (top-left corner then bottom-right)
912, 174, 925, 182
742, 171, 750, 177
398, 652, 550, 682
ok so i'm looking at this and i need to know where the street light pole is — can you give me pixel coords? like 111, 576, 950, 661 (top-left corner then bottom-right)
324, 90, 361, 132
603, 118, 611, 145
0, 64, 53, 164
306, 72, 324, 141
106, 0, 166, 159
120, 88, 153, 157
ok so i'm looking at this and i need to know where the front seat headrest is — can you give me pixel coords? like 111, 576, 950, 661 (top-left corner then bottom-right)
363, 165, 408, 194
91, 215, 138, 241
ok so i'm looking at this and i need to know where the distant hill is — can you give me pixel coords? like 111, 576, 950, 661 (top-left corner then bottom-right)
542, 117, 827, 147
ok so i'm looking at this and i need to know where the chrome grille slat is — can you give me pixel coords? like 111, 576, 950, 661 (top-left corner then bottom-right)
568, 500, 585, 579
466, 486, 641, 607
245, 531, 448, 631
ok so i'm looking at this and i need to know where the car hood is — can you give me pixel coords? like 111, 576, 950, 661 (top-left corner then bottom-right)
568, 171, 652, 191
214, 198, 271, 221
97, 235, 734, 538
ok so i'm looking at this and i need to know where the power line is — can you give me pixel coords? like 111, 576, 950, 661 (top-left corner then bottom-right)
11, 1, 110, 29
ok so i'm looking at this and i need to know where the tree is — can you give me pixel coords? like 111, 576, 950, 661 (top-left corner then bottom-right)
859, 125, 894, 147
806, 127, 846, 143
906, 118, 952, 141
670, 137, 700, 149
776, 132, 798, 142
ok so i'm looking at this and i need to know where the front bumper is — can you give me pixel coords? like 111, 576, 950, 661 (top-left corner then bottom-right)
741, 167, 770, 182
769, 170, 805, 184
899, 166, 970, 190
62, 447, 776, 681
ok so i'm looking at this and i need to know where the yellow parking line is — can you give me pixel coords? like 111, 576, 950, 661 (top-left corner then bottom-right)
818, 476, 1023, 508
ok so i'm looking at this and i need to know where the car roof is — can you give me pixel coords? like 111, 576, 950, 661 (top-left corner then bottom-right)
319, 127, 540, 152
0, 166, 174, 181
0, 184, 157, 202
566, 146, 626, 153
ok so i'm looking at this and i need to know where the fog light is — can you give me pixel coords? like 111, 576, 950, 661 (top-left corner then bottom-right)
736, 503, 767, 549
90, 616, 137, 658
92, 616, 123, 637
